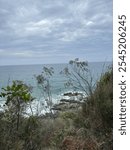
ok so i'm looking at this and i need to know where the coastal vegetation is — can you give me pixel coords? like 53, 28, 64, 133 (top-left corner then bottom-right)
0, 59, 113, 150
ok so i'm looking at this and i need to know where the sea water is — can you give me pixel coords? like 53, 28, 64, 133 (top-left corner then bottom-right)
0, 62, 112, 114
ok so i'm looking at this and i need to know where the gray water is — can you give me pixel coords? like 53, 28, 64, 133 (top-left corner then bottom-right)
0, 62, 112, 105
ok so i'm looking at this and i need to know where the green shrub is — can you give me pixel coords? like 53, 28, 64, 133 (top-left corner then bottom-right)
82, 68, 113, 130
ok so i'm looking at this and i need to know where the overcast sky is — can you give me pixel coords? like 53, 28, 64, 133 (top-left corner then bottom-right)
0, 0, 112, 65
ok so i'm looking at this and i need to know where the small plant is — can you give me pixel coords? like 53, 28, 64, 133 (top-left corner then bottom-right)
0, 80, 34, 130
0, 80, 34, 149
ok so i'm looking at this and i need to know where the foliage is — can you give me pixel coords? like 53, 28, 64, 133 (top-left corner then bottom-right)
0, 61, 113, 150
81, 67, 113, 149
35, 67, 54, 113
61, 58, 95, 96
0, 81, 35, 149
95, 67, 113, 129
0, 80, 34, 130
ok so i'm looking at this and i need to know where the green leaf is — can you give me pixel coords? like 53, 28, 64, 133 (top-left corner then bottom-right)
7, 86, 11, 91
0, 92, 6, 97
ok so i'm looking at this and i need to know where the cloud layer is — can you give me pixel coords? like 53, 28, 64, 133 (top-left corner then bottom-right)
0, 0, 112, 65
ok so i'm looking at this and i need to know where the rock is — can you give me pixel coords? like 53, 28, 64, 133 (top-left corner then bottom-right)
63, 92, 83, 97
51, 91, 85, 112
51, 103, 69, 111
60, 99, 70, 103
60, 99, 82, 104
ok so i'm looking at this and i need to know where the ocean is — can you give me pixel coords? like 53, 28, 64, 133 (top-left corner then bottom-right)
0, 62, 112, 114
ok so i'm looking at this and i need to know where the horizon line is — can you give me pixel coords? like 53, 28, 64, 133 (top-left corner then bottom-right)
0, 60, 113, 67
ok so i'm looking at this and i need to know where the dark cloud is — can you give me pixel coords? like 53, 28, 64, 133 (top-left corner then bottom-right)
0, 0, 112, 65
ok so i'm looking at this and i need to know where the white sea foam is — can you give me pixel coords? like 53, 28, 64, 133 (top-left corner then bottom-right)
0, 62, 111, 116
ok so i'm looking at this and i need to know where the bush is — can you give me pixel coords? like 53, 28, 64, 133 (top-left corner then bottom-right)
0, 62, 113, 150
81, 67, 113, 149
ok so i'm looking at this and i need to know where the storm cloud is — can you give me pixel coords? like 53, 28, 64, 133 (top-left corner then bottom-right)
0, 0, 112, 65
